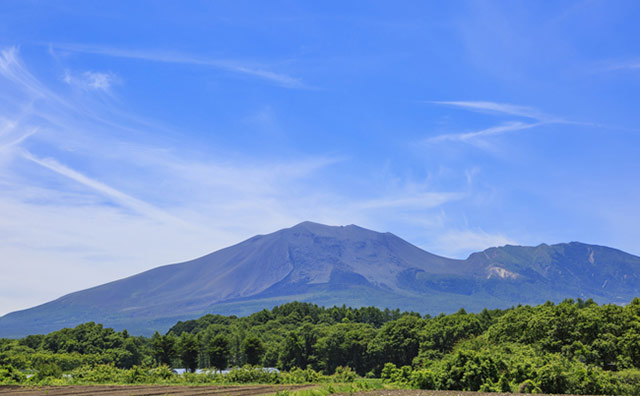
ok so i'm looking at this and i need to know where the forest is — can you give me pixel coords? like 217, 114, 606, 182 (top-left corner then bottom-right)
2, 299, 640, 395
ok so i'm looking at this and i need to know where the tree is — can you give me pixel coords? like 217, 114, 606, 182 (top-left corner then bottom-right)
418, 309, 482, 359
314, 323, 376, 375
151, 332, 177, 366
179, 332, 200, 372
207, 334, 230, 371
279, 331, 305, 370
368, 315, 423, 373
242, 336, 265, 366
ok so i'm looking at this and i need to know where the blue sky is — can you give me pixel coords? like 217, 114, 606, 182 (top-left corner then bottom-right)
1, 1, 639, 315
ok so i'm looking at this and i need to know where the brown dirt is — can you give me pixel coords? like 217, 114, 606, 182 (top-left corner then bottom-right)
333, 390, 606, 396
0, 384, 317, 396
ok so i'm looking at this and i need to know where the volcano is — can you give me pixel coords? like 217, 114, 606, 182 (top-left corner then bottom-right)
2, 221, 639, 337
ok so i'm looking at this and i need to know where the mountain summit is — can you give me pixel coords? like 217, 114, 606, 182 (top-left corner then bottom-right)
2, 222, 639, 337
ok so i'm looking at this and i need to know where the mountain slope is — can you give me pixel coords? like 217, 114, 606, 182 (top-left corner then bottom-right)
2, 222, 640, 337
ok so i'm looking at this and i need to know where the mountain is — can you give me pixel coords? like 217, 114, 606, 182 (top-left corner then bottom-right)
2, 221, 640, 337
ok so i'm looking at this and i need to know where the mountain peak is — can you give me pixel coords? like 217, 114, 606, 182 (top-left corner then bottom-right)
289, 221, 366, 231
284, 221, 382, 240
289, 220, 340, 231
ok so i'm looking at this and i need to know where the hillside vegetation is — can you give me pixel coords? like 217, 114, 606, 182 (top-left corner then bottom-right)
2, 299, 640, 395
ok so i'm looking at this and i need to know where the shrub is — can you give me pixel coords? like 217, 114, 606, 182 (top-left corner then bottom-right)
148, 364, 174, 380
225, 366, 280, 383
616, 369, 640, 396
125, 365, 148, 383
282, 367, 321, 383
69, 364, 124, 383
380, 362, 396, 382
0, 364, 26, 384
410, 369, 435, 389
34, 362, 62, 381
536, 358, 572, 394
331, 366, 357, 383
518, 379, 541, 393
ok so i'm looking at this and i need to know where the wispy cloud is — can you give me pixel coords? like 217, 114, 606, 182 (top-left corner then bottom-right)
426, 121, 541, 143
63, 70, 118, 91
429, 100, 549, 120
0, 47, 77, 111
0, 127, 39, 151
358, 192, 464, 210
1, 47, 55, 101
425, 100, 564, 144
433, 229, 517, 258
51, 43, 310, 89
21, 151, 186, 226
597, 59, 640, 72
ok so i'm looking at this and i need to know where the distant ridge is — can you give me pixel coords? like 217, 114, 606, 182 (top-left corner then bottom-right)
2, 221, 640, 337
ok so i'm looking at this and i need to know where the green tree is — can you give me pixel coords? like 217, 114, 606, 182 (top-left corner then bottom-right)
115, 336, 143, 368
179, 332, 200, 372
279, 331, 304, 370
420, 309, 482, 356
207, 334, 230, 371
151, 332, 177, 366
368, 315, 423, 373
242, 336, 265, 366
315, 322, 375, 375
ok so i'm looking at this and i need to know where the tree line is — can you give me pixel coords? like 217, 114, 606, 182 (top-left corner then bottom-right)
2, 299, 640, 394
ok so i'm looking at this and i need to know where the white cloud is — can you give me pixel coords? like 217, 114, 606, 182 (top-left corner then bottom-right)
432, 229, 517, 258
357, 192, 465, 210
430, 100, 548, 120
0, 47, 50, 100
426, 121, 541, 143
51, 43, 310, 89
0, 110, 40, 152
21, 151, 186, 226
63, 70, 118, 91
424, 100, 574, 145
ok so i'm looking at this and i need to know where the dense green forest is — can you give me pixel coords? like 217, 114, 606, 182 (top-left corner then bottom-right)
2, 299, 640, 395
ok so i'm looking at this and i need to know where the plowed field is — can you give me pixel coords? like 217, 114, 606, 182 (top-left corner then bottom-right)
0, 384, 316, 395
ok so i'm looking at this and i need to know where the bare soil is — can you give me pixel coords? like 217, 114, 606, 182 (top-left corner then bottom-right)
0, 384, 316, 396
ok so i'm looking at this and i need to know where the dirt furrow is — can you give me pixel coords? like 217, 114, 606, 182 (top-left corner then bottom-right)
0, 384, 318, 396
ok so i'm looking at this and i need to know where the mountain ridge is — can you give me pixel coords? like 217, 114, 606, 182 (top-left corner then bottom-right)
2, 221, 639, 337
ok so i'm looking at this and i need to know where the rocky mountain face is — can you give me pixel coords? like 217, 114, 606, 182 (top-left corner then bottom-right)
2, 221, 639, 337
